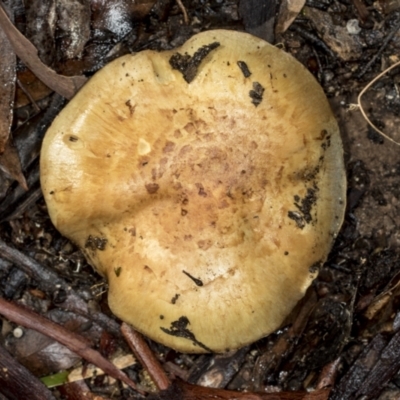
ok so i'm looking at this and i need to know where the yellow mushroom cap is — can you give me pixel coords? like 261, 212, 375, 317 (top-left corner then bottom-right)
40, 30, 346, 353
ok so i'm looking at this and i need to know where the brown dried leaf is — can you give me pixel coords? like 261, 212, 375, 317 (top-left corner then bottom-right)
59, 380, 110, 400
15, 69, 53, 108
304, 7, 363, 61
24, 0, 56, 66
7, 309, 101, 376
360, 270, 400, 336
130, 0, 158, 19
12, 331, 80, 376
56, 0, 91, 60
0, 1, 87, 99
0, 138, 28, 190
0, 3, 15, 153
276, 0, 306, 34
0, 297, 140, 392
0, 343, 56, 400
91, 0, 136, 37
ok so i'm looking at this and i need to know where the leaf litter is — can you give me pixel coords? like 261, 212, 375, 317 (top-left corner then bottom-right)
1, 0, 400, 399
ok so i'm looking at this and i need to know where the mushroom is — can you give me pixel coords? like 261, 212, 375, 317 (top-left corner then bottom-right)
40, 30, 346, 353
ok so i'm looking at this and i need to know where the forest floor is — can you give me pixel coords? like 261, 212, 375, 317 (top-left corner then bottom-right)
1, 0, 400, 399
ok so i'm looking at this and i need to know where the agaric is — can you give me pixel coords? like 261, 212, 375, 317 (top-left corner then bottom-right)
41, 30, 346, 353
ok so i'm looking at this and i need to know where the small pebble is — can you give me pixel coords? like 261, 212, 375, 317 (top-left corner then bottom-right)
323, 70, 334, 83
347, 19, 362, 35
13, 327, 24, 338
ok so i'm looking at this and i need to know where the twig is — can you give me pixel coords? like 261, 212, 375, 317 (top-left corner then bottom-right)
176, 0, 189, 24
0, 239, 68, 292
0, 164, 40, 221
147, 378, 331, 400
121, 323, 171, 391
0, 239, 121, 336
252, 289, 317, 391
355, 329, 400, 399
0, 343, 56, 400
357, 60, 400, 145
356, 17, 400, 78
290, 24, 337, 60
0, 1, 87, 99
1, 186, 42, 221
316, 357, 341, 390
120, 324, 295, 399
120, 319, 331, 399
0, 297, 142, 393
68, 354, 136, 384
330, 334, 387, 400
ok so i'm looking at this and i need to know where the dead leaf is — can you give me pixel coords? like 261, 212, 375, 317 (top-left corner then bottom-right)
0, 138, 28, 190
276, 0, 307, 34
0, 1, 87, 99
0, 343, 55, 400
0, 2, 15, 153
91, 0, 137, 39
7, 309, 100, 376
24, 0, 56, 66
59, 380, 110, 400
130, 0, 157, 19
0, 297, 140, 392
15, 69, 53, 108
56, 0, 91, 60
304, 6, 363, 61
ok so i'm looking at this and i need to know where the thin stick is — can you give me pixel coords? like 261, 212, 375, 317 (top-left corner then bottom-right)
357, 60, 400, 146
0, 239, 120, 336
0, 343, 56, 400
148, 378, 331, 400
356, 18, 400, 78
176, 0, 189, 24
0, 297, 142, 393
121, 323, 171, 391
1, 186, 42, 221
